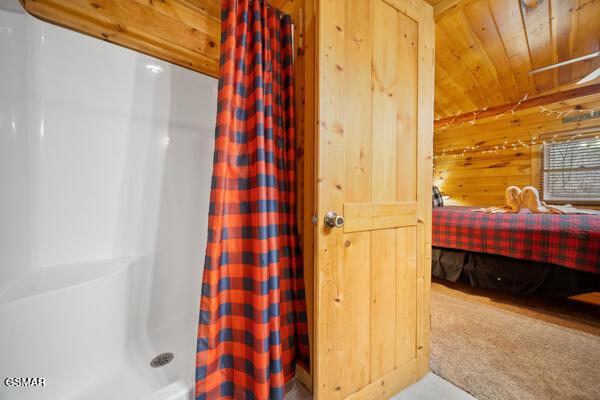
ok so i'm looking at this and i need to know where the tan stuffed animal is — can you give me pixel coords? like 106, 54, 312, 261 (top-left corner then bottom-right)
479, 185, 565, 214
520, 186, 550, 213
478, 185, 600, 214
505, 186, 522, 212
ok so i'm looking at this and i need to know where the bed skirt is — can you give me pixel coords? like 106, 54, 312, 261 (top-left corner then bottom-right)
432, 247, 600, 297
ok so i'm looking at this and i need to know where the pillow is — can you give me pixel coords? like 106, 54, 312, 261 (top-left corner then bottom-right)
433, 186, 444, 207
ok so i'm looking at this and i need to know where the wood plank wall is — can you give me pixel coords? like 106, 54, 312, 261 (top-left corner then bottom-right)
288, 0, 316, 391
434, 92, 600, 207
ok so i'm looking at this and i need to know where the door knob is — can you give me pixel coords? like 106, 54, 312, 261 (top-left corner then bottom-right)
324, 211, 344, 229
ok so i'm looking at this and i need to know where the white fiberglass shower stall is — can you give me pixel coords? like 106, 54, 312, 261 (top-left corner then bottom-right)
0, 1, 216, 399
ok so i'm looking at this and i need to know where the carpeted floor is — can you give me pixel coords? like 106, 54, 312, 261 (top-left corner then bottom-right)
430, 282, 600, 400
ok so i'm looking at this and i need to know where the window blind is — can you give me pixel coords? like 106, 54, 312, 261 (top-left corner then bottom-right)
542, 134, 600, 202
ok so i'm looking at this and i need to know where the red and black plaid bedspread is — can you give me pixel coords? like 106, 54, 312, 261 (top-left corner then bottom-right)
433, 206, 600, 274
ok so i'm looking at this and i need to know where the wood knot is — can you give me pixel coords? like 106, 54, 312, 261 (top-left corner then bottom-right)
522, 0, 542, 12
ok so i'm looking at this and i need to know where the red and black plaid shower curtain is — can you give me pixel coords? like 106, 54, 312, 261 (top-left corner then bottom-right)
195, 1, 309, 399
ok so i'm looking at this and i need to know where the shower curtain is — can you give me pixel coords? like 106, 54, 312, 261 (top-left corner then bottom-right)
195, 1, 309, 399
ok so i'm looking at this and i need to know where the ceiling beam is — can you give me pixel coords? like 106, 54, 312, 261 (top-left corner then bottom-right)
434, 82, 600, 128
18, 0, 298, 78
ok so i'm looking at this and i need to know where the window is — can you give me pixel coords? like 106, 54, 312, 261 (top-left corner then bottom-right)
542, 131, 600, 203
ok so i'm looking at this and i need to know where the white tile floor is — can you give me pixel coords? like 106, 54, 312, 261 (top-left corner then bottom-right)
287, 372, 476, 400
391, 372, 476, 400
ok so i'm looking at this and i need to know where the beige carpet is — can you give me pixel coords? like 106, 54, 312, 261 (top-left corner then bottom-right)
430, 285, 600, 400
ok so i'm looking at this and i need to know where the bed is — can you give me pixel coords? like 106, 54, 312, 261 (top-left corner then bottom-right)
432, 206, 600, 297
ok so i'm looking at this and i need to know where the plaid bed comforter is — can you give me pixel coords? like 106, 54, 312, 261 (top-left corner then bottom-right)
433, 206, 600, 274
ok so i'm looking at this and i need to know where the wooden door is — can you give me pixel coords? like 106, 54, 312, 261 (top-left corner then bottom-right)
314, 0, 434, 398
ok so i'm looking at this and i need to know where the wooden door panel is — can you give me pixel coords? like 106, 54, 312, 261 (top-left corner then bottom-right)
396, 10, 419, 202
340, 226, 419, 395
344, 0, 373, 204
372, 0, 400, 202
371, 1, 420, 204
341, 231, 371, 396
370, 228, 398, 380
396, 226, 418, 366
315, 0, 433, 398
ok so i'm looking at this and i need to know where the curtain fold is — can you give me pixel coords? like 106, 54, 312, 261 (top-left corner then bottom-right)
195, 1, 309, 398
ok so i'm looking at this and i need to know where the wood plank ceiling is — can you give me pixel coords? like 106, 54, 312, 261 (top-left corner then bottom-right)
429, 0, 600, 120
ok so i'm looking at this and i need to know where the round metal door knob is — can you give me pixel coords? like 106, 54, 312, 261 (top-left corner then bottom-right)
324, 211, 344, 228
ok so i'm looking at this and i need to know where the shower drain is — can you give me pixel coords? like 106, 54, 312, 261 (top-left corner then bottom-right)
150, 352, 174, 368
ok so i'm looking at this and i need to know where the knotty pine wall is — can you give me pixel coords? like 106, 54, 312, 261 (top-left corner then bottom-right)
434, 92, 600, 207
